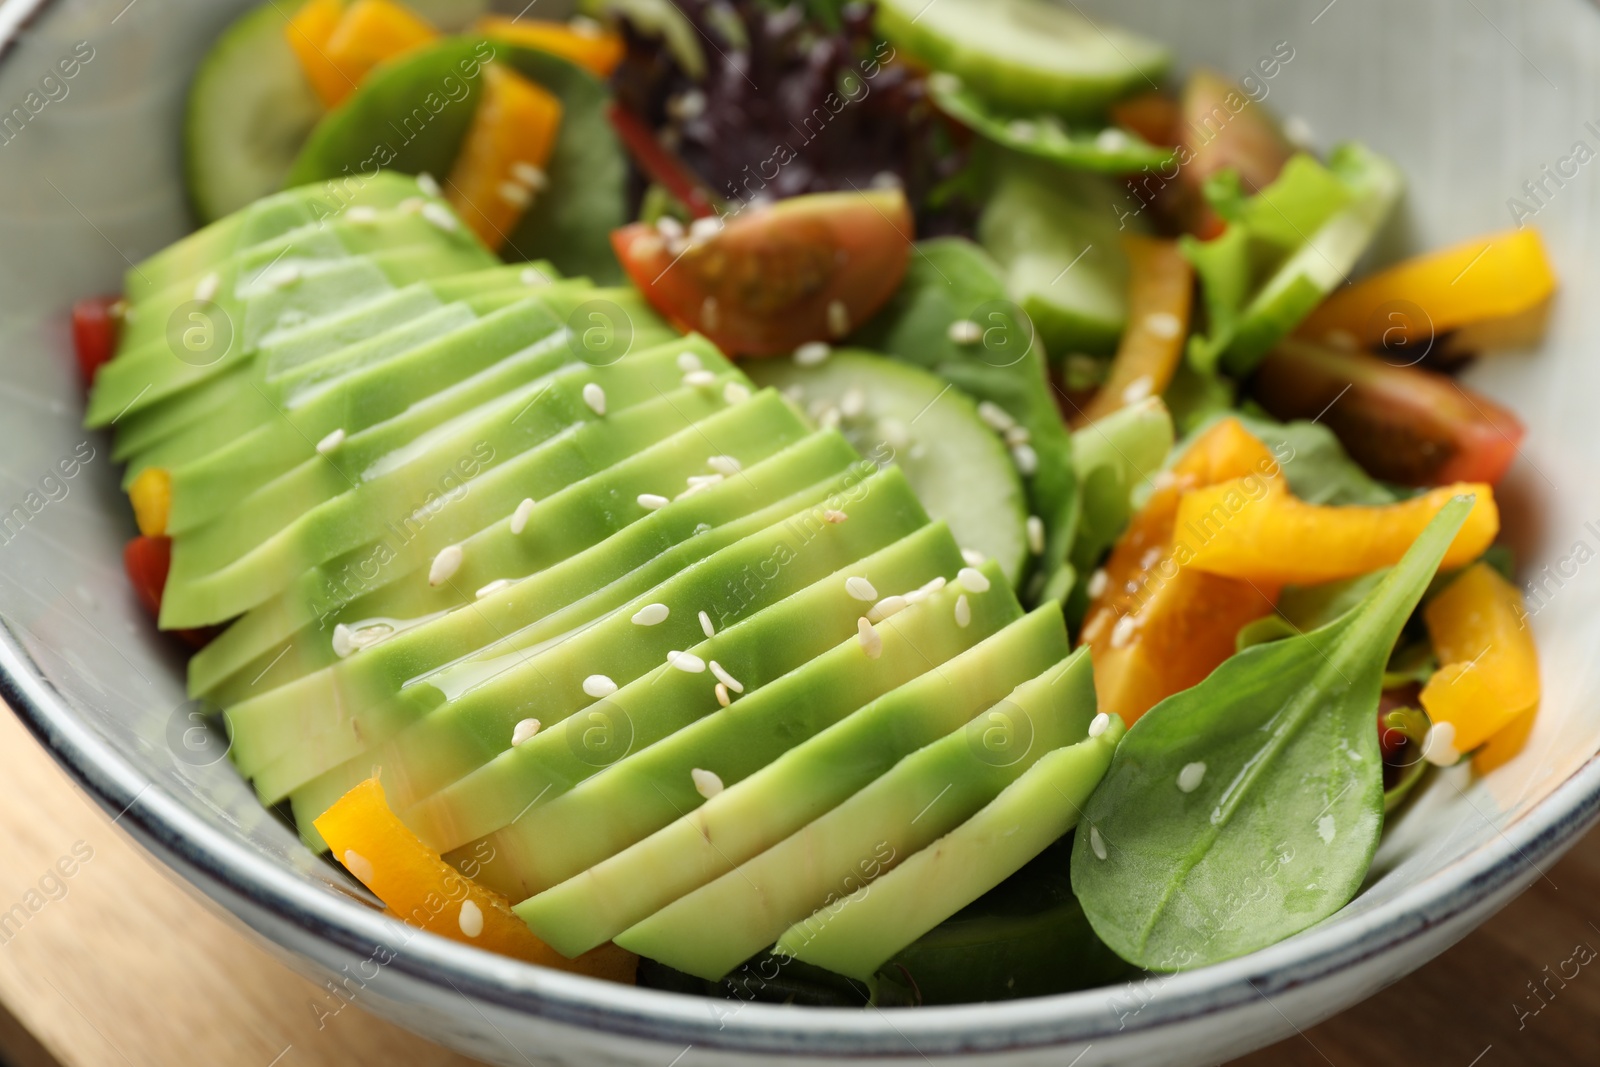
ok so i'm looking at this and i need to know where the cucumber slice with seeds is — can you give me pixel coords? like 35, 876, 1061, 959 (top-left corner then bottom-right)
748, 350, 1027, 584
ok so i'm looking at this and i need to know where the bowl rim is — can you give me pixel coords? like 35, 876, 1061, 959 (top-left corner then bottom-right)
5, 620, 1600, 1056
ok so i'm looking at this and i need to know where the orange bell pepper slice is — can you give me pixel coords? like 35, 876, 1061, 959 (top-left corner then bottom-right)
1174, 481, 1499, 586
444, 63, 564, 250
285, 0, 349, 108
314, 778, 637, 981
322, 0, 438, 105
1079, 417, 1284, 724
1420, 562, 1539, 756
1075, 235, 1193, 428
128, 467, 171, 537
476, 15, 626, 79
1296, 228, 1556, 354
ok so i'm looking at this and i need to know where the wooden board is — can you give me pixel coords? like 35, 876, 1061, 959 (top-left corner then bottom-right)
0, 703, 1594, 1066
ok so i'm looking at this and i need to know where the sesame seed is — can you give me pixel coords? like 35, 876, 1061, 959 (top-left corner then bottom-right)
668, 650, 707, 673
1088, 712, 1111, 739
905, 586, 932, 605
497, 181, 533, 208
656, 216, 685, 240
638, 493, 670, 510
846, 576, 877, 601
582, 382, 607, 416
709, 660, 744, 693
954, 594, 971, 628
399, 196, 424, 213
1284, 115, 1315, 148
857, 617, 883, 659
957, 567, 992, 594
1423, 721, 1460, 766
1095, 128, 1131, 152
429, 544, 464, 586
817, 407, 841, 430
416, 171, 441, 197
476, 579, 512, 599
683, 369, 717, 387
961, 548, 986, 568
458, 899, 484, 938
868, 595, 907, 623
632, 233, 666, 258
332, 624, 356, 659
583, 674, 618, 698
632, 603, 670, 626
920, 576, 947, 596
827, 300, 850, 338
879, 418, 911, 450
692, 767, 724, 799
707, 455, 741, 476
1110, 614, 1138, 649
794, 341, 831, 367
1089, 826, 1108, 860
1144, 312, 1183, 340
701, 297, 720, 331
346, 205, 379, 224
1005, 425, 1032, 447
699, 610, 715, 637
839, 387, 867, 419
689, 216, 724, 243
1087, 568, 1109, 598
1008, 119, 1038, 140
315, 428, 345, 455
421, 201, 459, 233
1027, 516, 1045, 555
1178, 761, 1207, 792
512, 718, 542, 746
1324, 328, 1359, 351
1122, 375, 1155, 404
193, 272, 220, 302
977, 401, 1016, 432
521, 266, 550, 286
667, 87, 707, 121
686, 474, 723, 489
511, 161, 548, 190
1012, 443, 1039, 476
715, 682, 731, 707
824, 509, 848, 524
677, 351, 704, 373
343, 849, 374, 884
723, 381, 752, 404
269, 264, 301, 289
948, 318, 983, 345
510, 497, 536, 535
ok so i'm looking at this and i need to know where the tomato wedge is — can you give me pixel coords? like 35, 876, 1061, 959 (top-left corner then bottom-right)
123, 534, 215, 648
612, 189, 914, 356
1253, 339, 1526, 486
1175, 70, 1293, 238
71, 295, 121, 387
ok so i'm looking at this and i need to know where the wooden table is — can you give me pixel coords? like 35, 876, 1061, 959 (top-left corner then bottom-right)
1, 706, 1594, 1067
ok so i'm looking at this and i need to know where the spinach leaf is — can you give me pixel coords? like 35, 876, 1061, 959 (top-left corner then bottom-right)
928, 75, 1175, 176
287, 38, 627, 282
1070, 496, 1473, 971
852, 237, 1077, 603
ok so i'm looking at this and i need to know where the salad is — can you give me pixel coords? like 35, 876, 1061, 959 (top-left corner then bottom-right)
71, 0, 1553, 1005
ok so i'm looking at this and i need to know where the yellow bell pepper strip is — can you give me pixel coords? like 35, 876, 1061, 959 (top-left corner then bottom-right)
321, 0, 438, 105
1175, 481, 1499, 587
1296, 228, 1556, 354
1074, 235, 1193, 428
1421, 562, 1540, 755
1079, 417, 1284, 724
444, 63, 564, 251
314, 778, 637, 981
285, 0, 349, 108
476, 15, 626, 78
128, 467, 172, 537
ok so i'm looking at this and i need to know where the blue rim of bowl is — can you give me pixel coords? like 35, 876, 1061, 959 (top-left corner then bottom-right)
3, 0, 1599, 1052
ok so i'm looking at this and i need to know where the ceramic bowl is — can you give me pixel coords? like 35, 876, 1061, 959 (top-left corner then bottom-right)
2, 0, 1598, 1063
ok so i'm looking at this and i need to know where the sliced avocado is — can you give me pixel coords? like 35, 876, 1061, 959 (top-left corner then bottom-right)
978, 159, 1134, 358
613, 645, 1097, 979
469, 571, 1021, 902
746, 351, 1028, 584
198, 431, 861, 705
273, 473, 939, 826
775, 712, 1124, 979
517, 603, 1069, 958
160, 365, 749, 628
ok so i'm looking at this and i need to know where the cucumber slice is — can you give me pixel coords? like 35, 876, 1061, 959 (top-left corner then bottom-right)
877, 0, 1168, 120
747, 351, 1028, 584
978, 158, 1135, 358
185, 1, 325, 224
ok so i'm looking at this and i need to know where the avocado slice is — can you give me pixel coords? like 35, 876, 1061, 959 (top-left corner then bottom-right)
272, 472, 939, 825
614, 647, 1098, 979
195, 431, 860, 703
466, 569, 1021, 902
774, 712, 1124, 979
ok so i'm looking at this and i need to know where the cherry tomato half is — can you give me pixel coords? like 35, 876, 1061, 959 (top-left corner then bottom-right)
72, 295, 121, 387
